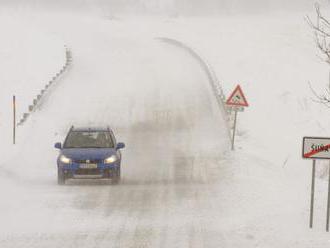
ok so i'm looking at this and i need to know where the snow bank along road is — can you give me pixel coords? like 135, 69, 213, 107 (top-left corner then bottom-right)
0, 16, 231, 247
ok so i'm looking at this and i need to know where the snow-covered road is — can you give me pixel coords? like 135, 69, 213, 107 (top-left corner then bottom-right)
0, 14, 230, 247
4, 7, 330, 247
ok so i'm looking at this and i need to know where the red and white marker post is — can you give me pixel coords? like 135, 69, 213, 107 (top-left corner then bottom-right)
226, 85, 249, 150
13, 95, 16, 145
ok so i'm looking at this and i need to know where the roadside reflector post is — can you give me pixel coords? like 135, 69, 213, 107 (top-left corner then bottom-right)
310, 159, 316, 228
326, 160, 330, 232
225, 85, 249, 151
13, 95, 16, 145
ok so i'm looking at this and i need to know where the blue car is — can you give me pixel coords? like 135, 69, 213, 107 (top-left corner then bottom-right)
54, 126, 125, 185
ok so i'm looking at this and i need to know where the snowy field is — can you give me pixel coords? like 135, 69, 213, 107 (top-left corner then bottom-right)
0, 2, 330, 247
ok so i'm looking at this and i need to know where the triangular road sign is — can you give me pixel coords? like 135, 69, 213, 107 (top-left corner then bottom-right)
226, 85, 249, 107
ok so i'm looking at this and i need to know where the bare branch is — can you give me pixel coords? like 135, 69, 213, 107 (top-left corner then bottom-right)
307, 4, 330, 107
308, 81, 330, 107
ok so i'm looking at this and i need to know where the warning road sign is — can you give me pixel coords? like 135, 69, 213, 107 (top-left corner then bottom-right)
226, 85, 249, 107
303, 137, 330, 159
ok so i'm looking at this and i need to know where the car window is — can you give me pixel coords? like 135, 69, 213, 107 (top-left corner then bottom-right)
63, 131, 114, 148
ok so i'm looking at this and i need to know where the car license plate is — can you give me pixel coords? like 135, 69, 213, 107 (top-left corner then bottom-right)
79, 163, 97, 169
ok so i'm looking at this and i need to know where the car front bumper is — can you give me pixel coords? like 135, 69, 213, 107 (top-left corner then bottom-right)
58, 162, 120, 178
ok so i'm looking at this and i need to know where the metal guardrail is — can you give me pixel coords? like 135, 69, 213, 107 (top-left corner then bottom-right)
157, 37, 231, 140
17, 46, 72, 126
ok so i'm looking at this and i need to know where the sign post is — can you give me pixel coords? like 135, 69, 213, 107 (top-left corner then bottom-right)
327, 160, 330, 232
303, 137, 330, 231
231, 109, 238, 151
310, 159, 316, 228
226, 85, 249, 150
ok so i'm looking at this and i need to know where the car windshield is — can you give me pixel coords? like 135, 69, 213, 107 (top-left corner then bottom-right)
63, 131, 114, 148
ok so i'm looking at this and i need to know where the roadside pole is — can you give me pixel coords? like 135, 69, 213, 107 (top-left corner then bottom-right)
310, 159, 316, 228
13, 95, 16, 145
231, 109, 238, 150
326, 161, 330, 232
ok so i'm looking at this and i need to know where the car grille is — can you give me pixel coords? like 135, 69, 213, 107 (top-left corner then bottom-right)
73, 159, 102, 164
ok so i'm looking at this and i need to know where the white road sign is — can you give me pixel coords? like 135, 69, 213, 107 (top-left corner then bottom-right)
226, 106, 244, 112
303, 137, 330, 159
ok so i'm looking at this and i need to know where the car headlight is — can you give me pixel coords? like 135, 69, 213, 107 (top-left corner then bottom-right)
104, 155, 118, 164
60, 155, 72, 164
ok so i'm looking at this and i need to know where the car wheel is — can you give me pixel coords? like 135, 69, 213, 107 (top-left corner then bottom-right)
57, 169, 66, 185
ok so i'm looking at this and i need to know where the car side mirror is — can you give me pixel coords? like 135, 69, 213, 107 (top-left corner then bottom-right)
54, 142, 62, 149
116, 142, 125, 150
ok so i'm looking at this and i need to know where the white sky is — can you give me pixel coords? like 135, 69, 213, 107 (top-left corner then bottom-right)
0, 0, 318, 15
